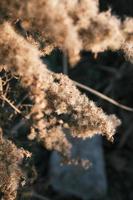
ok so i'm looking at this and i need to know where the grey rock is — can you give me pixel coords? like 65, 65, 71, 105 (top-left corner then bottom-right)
50, 135, 107, 200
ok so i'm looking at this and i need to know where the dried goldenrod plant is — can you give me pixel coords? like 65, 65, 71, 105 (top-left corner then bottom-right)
0, 0, 133, 64
0, 128, 31, 200
0, 22, 120, 155
0, 0, 131, 199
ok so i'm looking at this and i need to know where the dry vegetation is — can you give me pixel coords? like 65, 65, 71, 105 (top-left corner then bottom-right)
0, 0, 133, 199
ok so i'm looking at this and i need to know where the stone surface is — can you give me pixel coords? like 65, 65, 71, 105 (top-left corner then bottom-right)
50, 134, 107, 200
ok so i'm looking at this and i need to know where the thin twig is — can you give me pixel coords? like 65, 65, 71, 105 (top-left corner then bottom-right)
0, 94, 21, 114
74, 81, 133, 112
31, 192, 50, 200
23, 191, 51, 200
